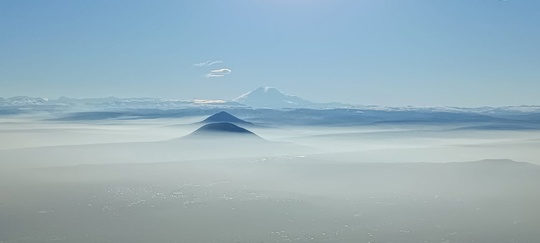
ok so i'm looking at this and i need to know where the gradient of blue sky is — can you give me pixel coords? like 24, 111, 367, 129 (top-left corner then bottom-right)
1, 0, 539, 106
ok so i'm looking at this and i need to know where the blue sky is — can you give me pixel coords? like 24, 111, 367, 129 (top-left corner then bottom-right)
1, 0, 539, 106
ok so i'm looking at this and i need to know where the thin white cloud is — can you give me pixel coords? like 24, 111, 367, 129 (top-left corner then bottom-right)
208, 60, 223, 66
210, 68, 232, 74
194, 60, 223, 67
206, 73, 225, 78
206, 68, 232, 78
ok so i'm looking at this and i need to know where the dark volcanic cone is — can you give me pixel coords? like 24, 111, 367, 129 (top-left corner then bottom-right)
186, 122, 260, 139
201, 111, 252, 125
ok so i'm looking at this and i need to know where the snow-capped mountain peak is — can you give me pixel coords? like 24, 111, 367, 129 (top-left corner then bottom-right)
232, 87, 314, 108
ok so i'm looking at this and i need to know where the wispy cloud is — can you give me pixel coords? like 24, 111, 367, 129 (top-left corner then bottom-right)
211, 68, 232, 74
193, 60, 232, 78
206, 68, 232, 78
205, 73, 225, 78
194, 60, 223, 67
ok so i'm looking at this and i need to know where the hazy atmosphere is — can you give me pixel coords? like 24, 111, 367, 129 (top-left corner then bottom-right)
2, 0, 540, 106
1, 1, 540, 243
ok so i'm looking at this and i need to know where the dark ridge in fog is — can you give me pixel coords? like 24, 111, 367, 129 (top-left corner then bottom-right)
186, 122, 261, 139
194, 122, 253, 134
462, 158, 535, 167
200, 111, 252, 125
44, 106, 540, 130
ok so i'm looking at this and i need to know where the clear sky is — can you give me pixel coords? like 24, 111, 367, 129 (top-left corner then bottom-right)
1, 0, 539, 107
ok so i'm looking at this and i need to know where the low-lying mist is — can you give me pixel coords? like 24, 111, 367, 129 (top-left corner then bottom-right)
1, 113, 540, 242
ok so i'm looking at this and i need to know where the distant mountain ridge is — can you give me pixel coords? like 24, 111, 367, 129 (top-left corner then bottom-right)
2, 91, 540, 115
0, 96, 245, 109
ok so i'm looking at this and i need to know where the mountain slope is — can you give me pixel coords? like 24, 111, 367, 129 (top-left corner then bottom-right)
187, 122, 259, 139
201, 111, 252, 125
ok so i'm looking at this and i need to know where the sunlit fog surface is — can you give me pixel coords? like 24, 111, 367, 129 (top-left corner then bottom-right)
1, 114, 539, 242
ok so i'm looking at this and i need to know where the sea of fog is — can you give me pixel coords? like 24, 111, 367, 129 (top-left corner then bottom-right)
1, 114, 539, 242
